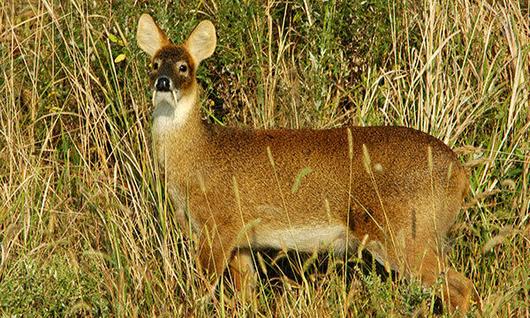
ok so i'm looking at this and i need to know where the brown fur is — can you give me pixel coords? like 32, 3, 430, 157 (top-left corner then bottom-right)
137, 14, 474, 313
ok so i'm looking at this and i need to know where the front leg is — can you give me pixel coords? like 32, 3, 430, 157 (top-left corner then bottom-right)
228, 248, 256, 300
196, 225, 235, 293
195, 227, 257, 303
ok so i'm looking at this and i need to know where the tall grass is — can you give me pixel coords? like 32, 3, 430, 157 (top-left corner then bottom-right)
1, 0, 528, 316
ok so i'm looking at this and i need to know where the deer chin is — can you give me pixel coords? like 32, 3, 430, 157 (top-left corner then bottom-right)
152, 89, 195, 130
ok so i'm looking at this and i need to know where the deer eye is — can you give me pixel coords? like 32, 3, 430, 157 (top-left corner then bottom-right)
179, 64, 188, 73
152, 62, 159, 70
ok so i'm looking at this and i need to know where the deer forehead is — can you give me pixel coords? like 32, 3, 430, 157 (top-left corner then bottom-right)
154, 45, 195, 70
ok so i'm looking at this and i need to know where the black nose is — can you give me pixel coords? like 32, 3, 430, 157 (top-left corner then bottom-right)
155, 76, 171, 92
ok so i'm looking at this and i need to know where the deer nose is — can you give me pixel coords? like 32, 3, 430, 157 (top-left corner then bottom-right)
155, 76, 171, 92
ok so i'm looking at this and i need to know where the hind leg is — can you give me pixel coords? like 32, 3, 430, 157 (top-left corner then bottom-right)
374, 228, 473, 314
409, 248, 473, 313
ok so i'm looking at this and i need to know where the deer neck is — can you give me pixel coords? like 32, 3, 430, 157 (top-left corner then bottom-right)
151, 85, 207, 168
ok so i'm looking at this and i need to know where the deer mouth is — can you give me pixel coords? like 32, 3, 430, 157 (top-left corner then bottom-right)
153, 89, 180, 109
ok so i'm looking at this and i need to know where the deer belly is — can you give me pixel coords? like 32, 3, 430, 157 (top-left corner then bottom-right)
251, 224, 352, 254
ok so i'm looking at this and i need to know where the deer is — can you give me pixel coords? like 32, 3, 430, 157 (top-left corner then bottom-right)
136, 14, 474, 313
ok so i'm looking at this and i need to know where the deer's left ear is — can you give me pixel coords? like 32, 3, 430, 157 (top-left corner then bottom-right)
184, 20, 216, 65
137, 14, 170, 57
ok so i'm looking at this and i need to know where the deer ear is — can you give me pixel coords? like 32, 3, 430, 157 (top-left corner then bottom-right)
185, 20, 216, 65
137, 14, 170, 57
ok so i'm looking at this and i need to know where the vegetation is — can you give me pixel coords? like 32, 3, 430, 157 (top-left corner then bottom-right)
1, 0, 528, 316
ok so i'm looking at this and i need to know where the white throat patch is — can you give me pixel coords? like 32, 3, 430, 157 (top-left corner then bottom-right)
152, 90, 195, 136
